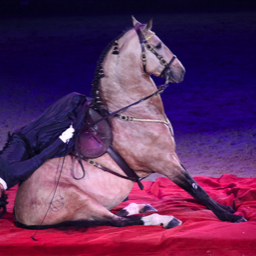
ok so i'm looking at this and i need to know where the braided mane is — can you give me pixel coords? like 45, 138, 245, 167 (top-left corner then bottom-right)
91, 28, 132, 111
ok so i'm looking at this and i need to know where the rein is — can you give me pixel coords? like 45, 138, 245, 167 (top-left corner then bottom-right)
90, 81, 169, 128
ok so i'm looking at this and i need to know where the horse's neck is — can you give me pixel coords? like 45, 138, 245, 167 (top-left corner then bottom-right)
99, 55, 165, 117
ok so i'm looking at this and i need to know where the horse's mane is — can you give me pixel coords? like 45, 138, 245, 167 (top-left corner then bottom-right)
91, 28, 132, 111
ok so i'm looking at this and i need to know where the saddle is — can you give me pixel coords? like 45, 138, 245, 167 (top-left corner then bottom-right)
75, 106, 144, 190
75, 107, 112, 158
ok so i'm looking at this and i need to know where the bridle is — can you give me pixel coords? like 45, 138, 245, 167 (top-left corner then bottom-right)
135, 25, 177, 79
91, 26, 178, 126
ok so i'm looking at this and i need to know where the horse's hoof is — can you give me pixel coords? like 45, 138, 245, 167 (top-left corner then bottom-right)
235, 217, 247, 223
165, 217, 182, 229
140, 204, 157, 213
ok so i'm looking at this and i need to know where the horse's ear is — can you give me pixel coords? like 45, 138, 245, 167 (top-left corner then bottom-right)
143, 18, 153, 32
132, 15, 142, 28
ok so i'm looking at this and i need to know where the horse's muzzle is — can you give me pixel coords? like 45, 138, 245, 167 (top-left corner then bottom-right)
163, 67, 185, 83
172, 67, 186, 83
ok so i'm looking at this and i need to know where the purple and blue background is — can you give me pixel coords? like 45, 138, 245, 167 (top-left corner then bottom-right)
0, 0, 256, 177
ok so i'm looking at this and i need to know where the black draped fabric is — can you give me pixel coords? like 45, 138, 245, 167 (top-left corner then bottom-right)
0, 92, 89, 189
19, 92, 89, 157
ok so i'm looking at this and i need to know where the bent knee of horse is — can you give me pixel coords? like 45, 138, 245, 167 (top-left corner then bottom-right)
142, 213, 182, 228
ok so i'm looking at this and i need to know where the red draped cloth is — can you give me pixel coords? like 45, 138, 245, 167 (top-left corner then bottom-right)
1, 175, 256, 255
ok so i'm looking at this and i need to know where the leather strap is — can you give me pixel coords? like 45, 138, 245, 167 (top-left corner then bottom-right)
135, 27, 147, 73
135, 25, 176, 76
159, 55, 177, 78
107, 145, 144, 190
71, 151, 144, 190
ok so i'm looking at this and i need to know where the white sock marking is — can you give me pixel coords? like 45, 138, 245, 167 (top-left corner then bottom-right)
142, 213, 182, 228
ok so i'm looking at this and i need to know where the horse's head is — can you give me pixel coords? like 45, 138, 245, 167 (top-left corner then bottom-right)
131, 16, 185, 83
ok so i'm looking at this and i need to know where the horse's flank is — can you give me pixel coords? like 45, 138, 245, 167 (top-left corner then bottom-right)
15, 154, 134, 225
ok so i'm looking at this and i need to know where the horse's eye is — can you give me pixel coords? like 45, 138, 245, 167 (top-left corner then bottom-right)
155, 43, 162, 49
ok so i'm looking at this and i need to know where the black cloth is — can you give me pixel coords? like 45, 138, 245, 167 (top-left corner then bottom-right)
0, 92, 89, 189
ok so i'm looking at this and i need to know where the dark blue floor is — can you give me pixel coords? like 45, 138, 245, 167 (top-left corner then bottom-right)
0, 11, 256, 176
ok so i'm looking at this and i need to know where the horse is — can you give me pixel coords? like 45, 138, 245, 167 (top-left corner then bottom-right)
14, 16, 246, 230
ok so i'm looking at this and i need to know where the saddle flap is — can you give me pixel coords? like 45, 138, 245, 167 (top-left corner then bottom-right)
76, 107, 112, 158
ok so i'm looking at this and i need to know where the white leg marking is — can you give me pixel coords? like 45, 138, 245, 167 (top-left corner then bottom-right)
192, 183, 198, 189
142, 213, 182, 228
124, 203, 156, 216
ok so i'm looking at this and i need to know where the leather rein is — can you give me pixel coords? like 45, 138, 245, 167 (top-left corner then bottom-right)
75, 26, 177, 189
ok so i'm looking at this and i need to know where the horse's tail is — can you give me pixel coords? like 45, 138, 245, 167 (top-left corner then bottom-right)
15, 218, 117, 230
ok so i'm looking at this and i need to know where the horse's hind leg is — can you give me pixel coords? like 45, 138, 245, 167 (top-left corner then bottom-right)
167, 164, 246, 223
116, 203, 157, 217
57, 187, 180, 229
115, 213, 182, 229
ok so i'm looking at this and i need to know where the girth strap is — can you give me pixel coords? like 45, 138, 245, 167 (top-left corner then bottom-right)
107, 145, 144, 190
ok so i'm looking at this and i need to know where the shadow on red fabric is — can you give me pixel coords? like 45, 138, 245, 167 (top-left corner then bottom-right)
1, 175, 256, 256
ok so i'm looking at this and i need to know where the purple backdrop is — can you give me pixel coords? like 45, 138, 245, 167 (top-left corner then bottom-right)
0, 4, 256, 177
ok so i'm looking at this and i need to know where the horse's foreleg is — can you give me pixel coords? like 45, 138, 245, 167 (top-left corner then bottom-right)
167, 164, 247, 223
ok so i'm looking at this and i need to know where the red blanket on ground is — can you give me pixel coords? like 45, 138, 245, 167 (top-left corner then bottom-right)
1, 175, 256, 256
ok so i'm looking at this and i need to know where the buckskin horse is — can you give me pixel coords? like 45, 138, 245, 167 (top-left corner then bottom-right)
14, 17, 246, 230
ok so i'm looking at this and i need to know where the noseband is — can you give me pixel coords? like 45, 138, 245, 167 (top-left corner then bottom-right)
135, 26, 176, 78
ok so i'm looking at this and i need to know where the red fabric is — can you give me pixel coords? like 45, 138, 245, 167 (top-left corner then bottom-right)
1, 175, 256, 256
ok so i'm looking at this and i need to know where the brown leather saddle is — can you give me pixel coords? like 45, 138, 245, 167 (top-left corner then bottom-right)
74, 106, 144, 190
75, 107, 112, 159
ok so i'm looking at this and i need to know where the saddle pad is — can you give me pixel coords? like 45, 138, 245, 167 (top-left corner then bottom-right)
75, 108, 112, 158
